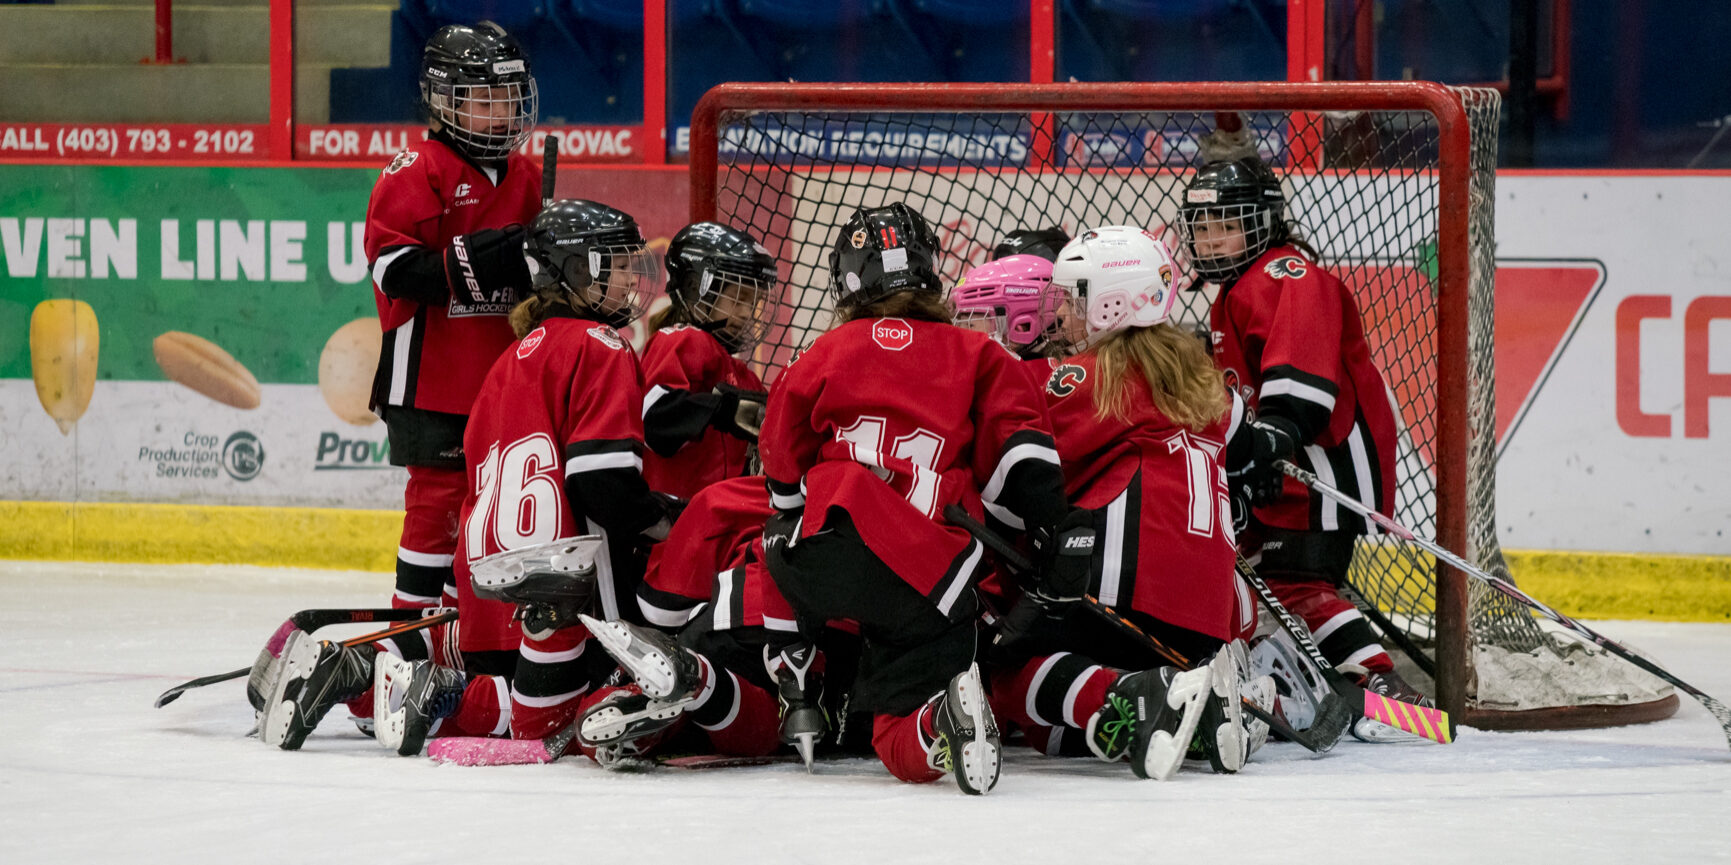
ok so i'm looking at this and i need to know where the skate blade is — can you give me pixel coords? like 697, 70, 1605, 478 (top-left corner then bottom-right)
793, 732, 818, 772
578, 614, 681, 699
952, 663, 1000, 795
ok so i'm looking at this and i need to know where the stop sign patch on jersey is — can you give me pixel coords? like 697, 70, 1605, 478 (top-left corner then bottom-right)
516, 326, 546, 358
871, 317, 914, 351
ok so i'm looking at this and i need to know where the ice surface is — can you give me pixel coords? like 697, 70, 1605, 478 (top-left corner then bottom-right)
2, 560, 1728, 865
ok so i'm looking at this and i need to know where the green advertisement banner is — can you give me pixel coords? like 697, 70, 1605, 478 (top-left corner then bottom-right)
1, 164, 379, 385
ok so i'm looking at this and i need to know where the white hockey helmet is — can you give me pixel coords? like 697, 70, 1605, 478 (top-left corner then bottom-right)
1051, 226, 1180, 336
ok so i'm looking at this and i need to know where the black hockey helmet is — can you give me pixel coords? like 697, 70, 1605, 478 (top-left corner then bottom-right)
829, 202, 943, 310
524, 199, 661, 328
991, 226, 1070, 263
421, 21, 538, 161
1178, 157, 1287, 283
665, 222, 781, 354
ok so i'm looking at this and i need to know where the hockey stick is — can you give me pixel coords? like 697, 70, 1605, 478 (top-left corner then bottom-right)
153, 608, 456, 708
1342, 580, 1440, 678
941, 505, 1341, 753
541, 134, 558, 207
1235, 553, 1454, 745
1279, 459, 1731, 751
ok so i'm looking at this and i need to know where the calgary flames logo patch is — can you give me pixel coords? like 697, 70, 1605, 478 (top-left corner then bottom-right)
1047, 363, 1087, 398
1264, 256, 1308, 280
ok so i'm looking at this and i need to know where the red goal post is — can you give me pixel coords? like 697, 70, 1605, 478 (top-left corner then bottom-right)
687, 81, 1677, 730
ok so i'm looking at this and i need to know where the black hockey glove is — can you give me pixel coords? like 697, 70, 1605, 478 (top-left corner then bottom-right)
1243, 416, 1299, 507
641, 491, 687, 542
710, 383, 768, 443
444, 225, 530, 307
1030, 508, 1097, 605
995, 511, 1094, 652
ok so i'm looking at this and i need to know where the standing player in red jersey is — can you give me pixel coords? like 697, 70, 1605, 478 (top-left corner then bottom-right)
985, 226, 1262, 781
259, 22, 543, 751
1180, 157, 1429, 723
759, 202, 1076, 795
366, 22, 543, 620
638, 223, 780, 501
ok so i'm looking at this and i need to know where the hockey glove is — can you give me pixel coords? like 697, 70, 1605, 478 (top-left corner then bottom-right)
710, 383, 768, 442
1243, 416, 1299, 507
444, 225, 531, 308
641, 491, 686, 542
1032, 508, 1097, 605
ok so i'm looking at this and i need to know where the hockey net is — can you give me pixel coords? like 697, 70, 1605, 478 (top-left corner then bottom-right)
689, 82, 1676, 728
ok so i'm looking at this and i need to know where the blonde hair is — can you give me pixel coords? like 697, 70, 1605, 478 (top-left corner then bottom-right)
508, 287, 576, 338
1091, 324, 1229, 432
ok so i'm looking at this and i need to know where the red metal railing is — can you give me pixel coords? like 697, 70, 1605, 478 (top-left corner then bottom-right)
17, 0, 1484, 167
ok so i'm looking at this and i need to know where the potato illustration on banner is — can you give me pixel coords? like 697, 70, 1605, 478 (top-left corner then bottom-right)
29, 299, 99, 435
153, 331, 262, 409
318, 318, 381, 426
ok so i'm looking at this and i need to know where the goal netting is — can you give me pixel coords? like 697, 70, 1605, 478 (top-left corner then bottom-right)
688, 82, 1676, 728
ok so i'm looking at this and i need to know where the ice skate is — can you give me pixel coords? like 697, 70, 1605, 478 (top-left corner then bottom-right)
577, 614, 701, 701
766, 642, 827, 770
931, 663, 1000, 795
577, 686, 690, 752
1195, 641, 1250, 773
260, 631, 377, 751
375, 656, 467, 757
1086, 664, 1213, 781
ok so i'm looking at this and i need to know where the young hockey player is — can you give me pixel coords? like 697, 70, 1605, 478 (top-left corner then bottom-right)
250, 22, 542, 745
1180, 157, 1427, 727
757, 202, 1076, 795
984, 226, 1259, 779
265, 200, 671, 753
365, 21, 544, 620
639, 223, 779, 501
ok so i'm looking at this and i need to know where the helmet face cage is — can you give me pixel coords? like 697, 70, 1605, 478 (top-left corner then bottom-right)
571, 242, 661, 327
1178, 202, 1280, 283
677, 267, 776, 354
425, 76, 538, 161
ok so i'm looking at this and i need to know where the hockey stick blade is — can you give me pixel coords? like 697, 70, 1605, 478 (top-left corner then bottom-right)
1279, 459, 1727, 752
153, 608, 456, 709
1236, 554, 1454, 745
154, 667, 251, 708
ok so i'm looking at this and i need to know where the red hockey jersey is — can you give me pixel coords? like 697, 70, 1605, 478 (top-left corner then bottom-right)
759, 317, 1068, 618
1043, 352, 1250, 641
364, 138, 543, 416
640, 326, 765, 501
638, 475, 795, 634
454, 316, 649, 652
1210, 245, 1398, 534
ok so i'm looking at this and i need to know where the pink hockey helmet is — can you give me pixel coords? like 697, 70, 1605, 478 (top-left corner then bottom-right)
951, 254, 1061, 353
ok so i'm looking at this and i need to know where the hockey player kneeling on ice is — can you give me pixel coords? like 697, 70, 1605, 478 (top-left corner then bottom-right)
979, 226, 1270, 778
757, 202, 1075, 795
264, 201, 673, 752
629, 475, 847, 768
1179, 158, 1432, 741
